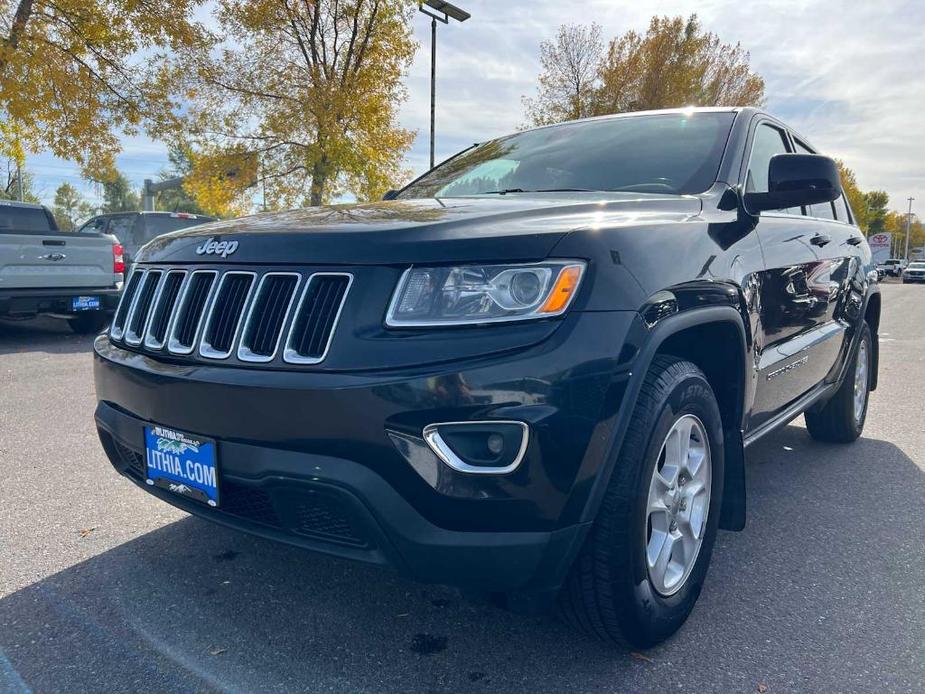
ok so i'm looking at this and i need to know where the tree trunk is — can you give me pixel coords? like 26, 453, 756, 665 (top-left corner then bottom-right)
309, 155, 329, 207
0, 0, 33, 73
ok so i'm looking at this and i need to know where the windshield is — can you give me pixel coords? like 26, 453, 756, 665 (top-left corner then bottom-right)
908, 262, 925, 269
399, 111, 736, 199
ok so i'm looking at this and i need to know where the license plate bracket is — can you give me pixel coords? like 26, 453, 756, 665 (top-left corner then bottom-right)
72, 296, 101, 311
144, 425, 219, 507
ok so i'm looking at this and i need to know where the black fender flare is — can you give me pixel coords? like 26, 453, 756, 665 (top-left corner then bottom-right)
580, 305, 750, 532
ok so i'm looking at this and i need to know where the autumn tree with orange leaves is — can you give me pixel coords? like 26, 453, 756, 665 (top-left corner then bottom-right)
172, 0, 417, 215
524, 15, 765, 127
0, 0, 206, 178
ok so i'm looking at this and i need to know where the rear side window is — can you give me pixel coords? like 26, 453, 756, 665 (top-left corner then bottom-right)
809, 200, 836, 220
106, 215, 135, 243
793, 137, 839, 221
79, 217, 106, 233
0, 205, 54, 232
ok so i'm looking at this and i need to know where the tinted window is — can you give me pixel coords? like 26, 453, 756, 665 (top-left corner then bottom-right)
0, 205, 54, 232
106, 215, 135, 243
400, 112, 737, 198
79, 217, 107, 234
839, 195, 853, 224
746, 123, 801, 215
142, 215, 211, 238
747, 124, 791, 193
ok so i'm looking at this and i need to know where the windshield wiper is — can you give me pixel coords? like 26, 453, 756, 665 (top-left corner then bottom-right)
481, 188, 599, 195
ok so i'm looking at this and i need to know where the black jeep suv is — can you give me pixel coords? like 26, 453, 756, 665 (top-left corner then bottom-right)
93, 108, 879, 647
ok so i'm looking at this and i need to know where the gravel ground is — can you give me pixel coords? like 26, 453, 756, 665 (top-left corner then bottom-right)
0, 283, 922, 694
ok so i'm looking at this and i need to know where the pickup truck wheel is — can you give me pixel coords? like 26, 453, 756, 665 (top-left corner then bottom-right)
559, 356, 724, 647
805, 322, 871, 443
68, 312, 110, 335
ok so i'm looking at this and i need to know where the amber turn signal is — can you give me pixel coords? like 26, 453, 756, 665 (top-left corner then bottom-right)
539, 264, 584, 314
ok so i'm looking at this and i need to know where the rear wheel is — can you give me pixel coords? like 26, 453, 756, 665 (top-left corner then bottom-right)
805, 322, 872, 443
559, 356, 724, 647
67, 312, 110, 334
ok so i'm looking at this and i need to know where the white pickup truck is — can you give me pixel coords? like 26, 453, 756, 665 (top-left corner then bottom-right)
0, 200, 124, 333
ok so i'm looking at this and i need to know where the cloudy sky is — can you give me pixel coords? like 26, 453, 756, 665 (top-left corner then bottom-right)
27, 0, 924, 216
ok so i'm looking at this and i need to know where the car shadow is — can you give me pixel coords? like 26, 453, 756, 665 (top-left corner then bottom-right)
0, 317, 99, 356
1, 426, 922, 693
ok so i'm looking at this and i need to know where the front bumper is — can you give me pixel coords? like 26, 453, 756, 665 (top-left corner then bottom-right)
903, 274, 925, 282
93, 310, 638, 591
0, 286, 120, 317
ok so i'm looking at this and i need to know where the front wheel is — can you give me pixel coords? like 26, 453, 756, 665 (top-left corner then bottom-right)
559, 356, 724, 647
805, 322, 872, 443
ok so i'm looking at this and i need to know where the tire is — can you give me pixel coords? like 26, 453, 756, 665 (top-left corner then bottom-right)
805, 322, 872, 443
559, 356, 725, 648
67, 311, 110, 334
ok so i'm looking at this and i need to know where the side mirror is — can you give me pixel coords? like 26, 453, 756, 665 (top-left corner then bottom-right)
744, 154, 842, 213
382, 189, 400, 201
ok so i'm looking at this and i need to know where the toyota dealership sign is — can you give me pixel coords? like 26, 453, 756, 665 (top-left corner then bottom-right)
869, 233, 892, 264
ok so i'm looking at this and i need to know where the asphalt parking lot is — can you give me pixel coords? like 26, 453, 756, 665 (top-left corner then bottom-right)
1, 283, 923, 694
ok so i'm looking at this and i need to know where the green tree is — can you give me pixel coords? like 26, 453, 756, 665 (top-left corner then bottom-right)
0, 0, 206, 178
523, 15, 765, 127
93, 172, 139, 213
52, 182, 93, 230
864, 190, 890, 236
154, 143, 209, 215
173, 0, 417, 214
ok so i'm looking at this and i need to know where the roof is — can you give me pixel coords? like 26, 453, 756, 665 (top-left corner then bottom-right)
0, 199, 47, 210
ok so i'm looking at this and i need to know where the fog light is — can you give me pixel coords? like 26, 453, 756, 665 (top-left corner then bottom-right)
487, 433, 505, 455
422, 421, 529, 475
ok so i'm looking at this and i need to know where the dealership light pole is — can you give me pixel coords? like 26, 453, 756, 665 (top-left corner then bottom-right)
419, 1, 470, 170
904, 197, 915, 262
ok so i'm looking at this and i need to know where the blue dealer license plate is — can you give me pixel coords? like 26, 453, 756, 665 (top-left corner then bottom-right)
144, 425, 219, 507
72, 296, 100, 311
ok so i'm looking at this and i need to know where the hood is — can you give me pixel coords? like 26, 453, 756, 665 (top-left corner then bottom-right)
135, 193, 702, 266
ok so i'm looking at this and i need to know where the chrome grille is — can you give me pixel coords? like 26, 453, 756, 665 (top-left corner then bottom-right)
125, 270, 162, 345
110, 269, 144, 341
110, 266, 351, 367
238, 273, 300, 362
169, 270, 218, 354
144, 270, 186, 350
200, 272, 256, 359
284, 274, 352, 364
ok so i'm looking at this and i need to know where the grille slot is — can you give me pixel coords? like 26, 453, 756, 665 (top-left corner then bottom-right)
291, 491, 366, 547
168, 271, 218, 354
110, 269, 144, 340
199, 272, 256, 359
238, 273, 300, 362
284, 273, 352, 364
144, 271, 186, 350
124, 270, 162, 345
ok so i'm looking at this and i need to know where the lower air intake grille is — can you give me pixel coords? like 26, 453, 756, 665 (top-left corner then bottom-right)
284, 274, 351, 364
291, 491, 366, 547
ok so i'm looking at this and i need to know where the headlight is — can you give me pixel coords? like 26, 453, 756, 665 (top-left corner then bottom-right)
386, 261, 586, 327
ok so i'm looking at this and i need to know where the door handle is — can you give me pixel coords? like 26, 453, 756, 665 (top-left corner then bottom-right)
846, 236, 863, 246
810, 233, 831, 247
